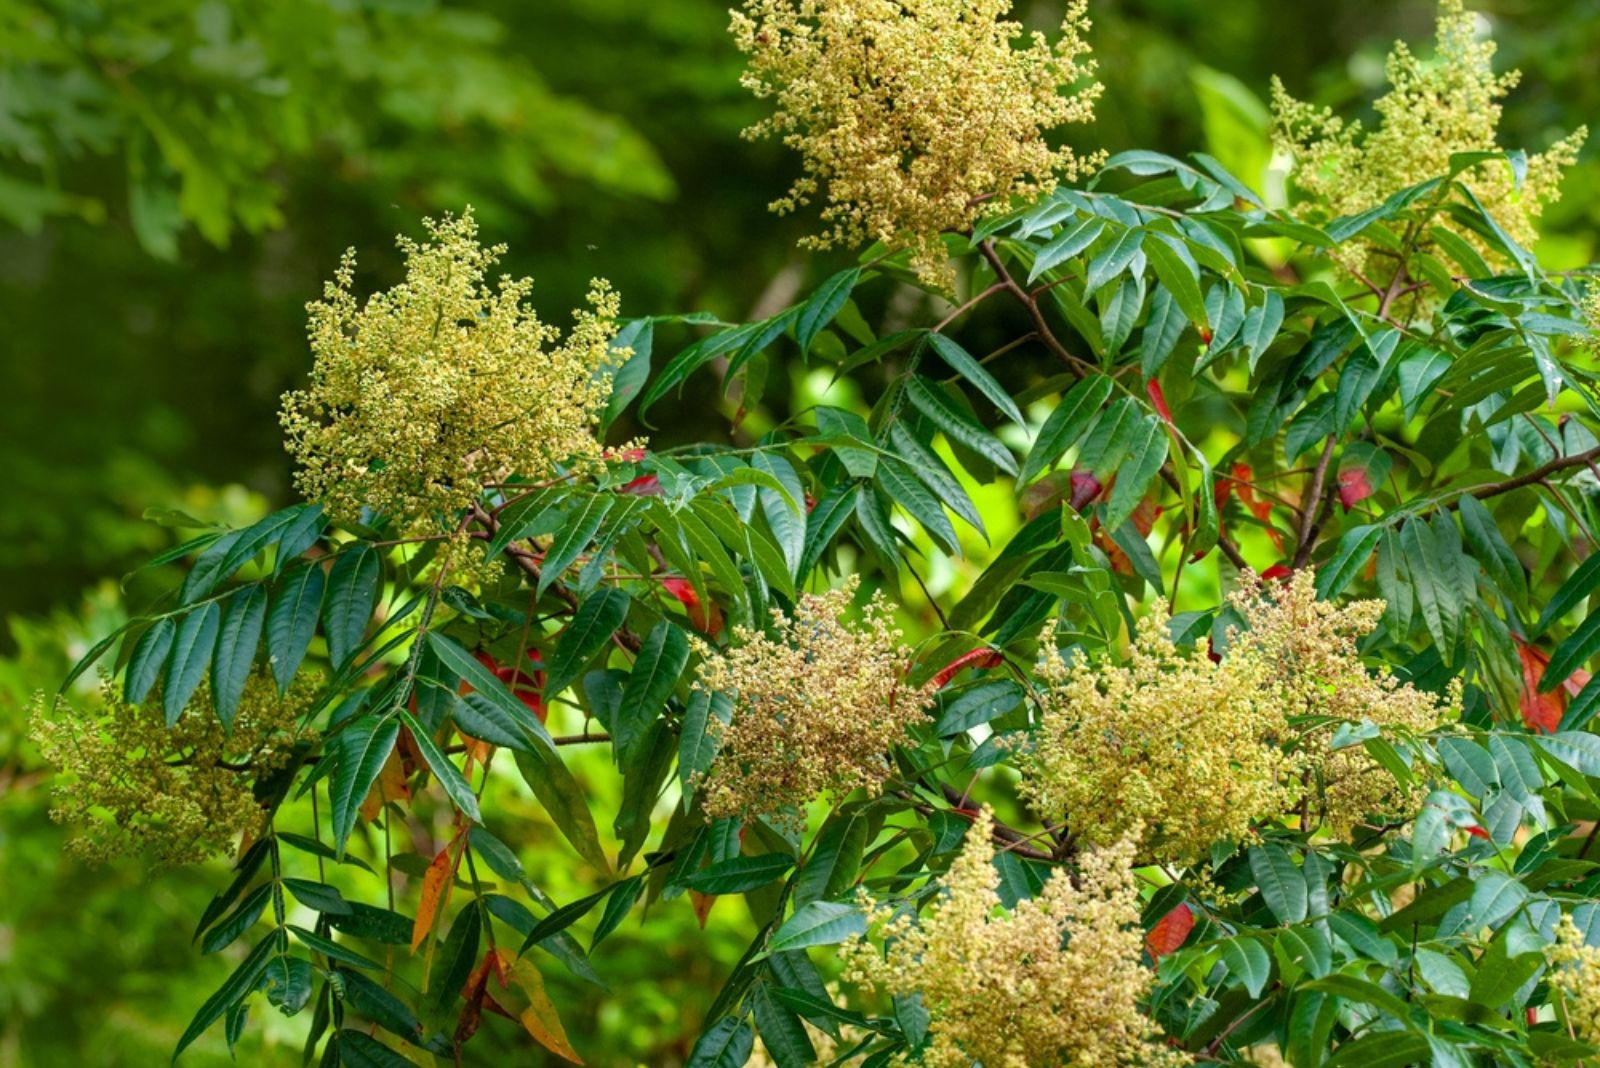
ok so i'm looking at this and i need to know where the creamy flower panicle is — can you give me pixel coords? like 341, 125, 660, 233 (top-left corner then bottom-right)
31, 672, 316, 867
731, 0, 1102, 286
1271, 0, 1584, 284
1019, 570, 1459, 864
841, 809, 1189, 1068
1228, 570, 1459, 837
1017, 610, 1293, 866
281, 211, 628, 534
1549, 916, 1600, 1045
694, 580, 933, 826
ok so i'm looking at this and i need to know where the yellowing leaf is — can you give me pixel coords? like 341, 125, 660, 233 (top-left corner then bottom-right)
507, 957, 583, 1064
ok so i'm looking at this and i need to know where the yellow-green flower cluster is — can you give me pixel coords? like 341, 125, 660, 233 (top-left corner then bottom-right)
841, 810, 1189, 1068
281, 211, 627, 533
1017, 610, 1294, 866
1020, 571, 1458, 863
730, 0, 1102, 286
694, 579, 933, 825
1228, 570, 1459, 837
31, 671, 315, 866
1271, 0, 1584, 282
1549, 915, 1600, 1045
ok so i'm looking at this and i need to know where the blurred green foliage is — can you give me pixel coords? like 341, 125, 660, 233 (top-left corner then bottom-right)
2, 1, 1596, 1064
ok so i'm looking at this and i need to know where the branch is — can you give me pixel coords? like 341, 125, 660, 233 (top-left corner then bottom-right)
976, 239, 1099, 378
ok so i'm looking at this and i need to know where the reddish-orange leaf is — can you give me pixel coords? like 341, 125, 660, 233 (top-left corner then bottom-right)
661, 577, 723, 637
1261, 564, 1293, 582
1515, 639, 1590, 732
618, 474, 662, 496
506, 958, 584, 1064
690, 891, 717, 929
1146, 903, 1194, 959
1465, 825, 1491, 840
360, 748, 412, 823
1146, 378, 1174, 424
1069, 470, 1103, 512
1337, 466, 1375, 512
412, 843, 457, 952
932, 647, 1005, 689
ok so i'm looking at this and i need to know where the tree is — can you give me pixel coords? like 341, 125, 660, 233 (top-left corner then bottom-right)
36, 0, 1600, 1063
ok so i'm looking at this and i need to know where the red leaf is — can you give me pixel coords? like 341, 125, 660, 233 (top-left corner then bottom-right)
1261, 564, 1293, 582
618, 474, 661, 497
471, 651, 547, 723
1197, 326, 1213, 345
1146, 378, 1174, 424
1515, 639, 1590, 732
1465, 825, 1491, 840
932, 648, 1004, 689
1337, 467, 1375, 512
1145, 903, 1194, 959
1069, 471, 1102, 511
661, 577, 723, 637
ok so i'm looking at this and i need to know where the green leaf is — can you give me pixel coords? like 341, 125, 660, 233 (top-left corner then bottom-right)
1019, 375, 1113, 486
1140, 285, 1188, 378
751, 451, 807, 574
591, 876, 645, 950
886, 422, 986, 539
399, 710, 481, 823
337, 969, 425, 1045
904, 377, 1017, 477
686, 853, 795, 895
1538, 542, 1600, 634
751, 984, 816, 1068
768, 902, 866, 953
1401, 518, 1461, 661
1303, 974, 1413, 1023
687, 1017, 755, 1068
545, 588, 631, 695
876, 455, 958, 556
512, 745, 611, 873
1468, 946, 1543, 1008
796, 268, 860, 356
288, 926, 382, 970
171, 931, 277, 1062
324, 546, 381, 670
927, 332, 1024, 427
616, 621, 691, 764
1219, 936, 1271, 998
794, 809, 869, 909
1437, 736, 1498, 798
337, 1029, 417, 1068
1104, 416, 1168, 531
427, 903, 481, 1016
1249, 844, 1307, 924
1544, 612, 1600, 694
125, 617, 176, 705
267, 566, 324, 693
429, 633, 555, 748
329, 715, 400, 857
679, 689, 733, 804
282, 878, 352, 915
539, 495, 615, 595
1457, 496, 1526, 607
200, 882, 271, 955
1144, 232, 1207, 326
1315, 524, 1383, 600
1538, 732, 1600, 776
1083, 227, 1146, 297
1276, 926, 1332, 979
212, 586, 267, 726
165, 602, 221, 726
1027, 216, 1106, 283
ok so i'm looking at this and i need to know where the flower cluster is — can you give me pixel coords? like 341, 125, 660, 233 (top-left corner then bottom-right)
730, 0, 1102, 286
1019, 570, 1458, 863
31, 671, 315, 866
1017, 610, 1293, 866
694, 579, 933, 825
281, 211, 628, 533
1229, 570, 1459, 837
1271, 0, 1584, 283
1549, 915, 1600, 1045
841, 810, 1189, 1068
